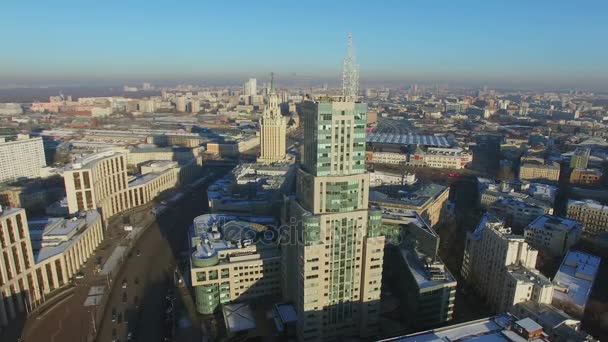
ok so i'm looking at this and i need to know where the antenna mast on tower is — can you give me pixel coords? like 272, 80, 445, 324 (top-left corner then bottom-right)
342, 33, 359, 102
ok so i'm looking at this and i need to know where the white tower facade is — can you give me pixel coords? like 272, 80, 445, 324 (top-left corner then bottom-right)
257, 73, 287, 164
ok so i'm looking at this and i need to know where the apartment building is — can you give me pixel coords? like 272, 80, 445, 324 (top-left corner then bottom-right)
64, 151, 193, 221
127, 146, 204, 168
422, 147, 472, 169
552, 251, 601, 318
381, 209, 456, 329
566, 199, 608, 235
370, 151, 406, 165
462, 214, 553, 313
489, 197, 551, 230
569, 168, 602, 186
146, 133, 206, 148
569, 148, 590, 169
524, 215, 582, 257
0, 136, 46, 183
0, 207, 102, 327
479, 180, 557, 209
63, 151, 129, 220
519, 161, 561, 183
189, 214, 281, 314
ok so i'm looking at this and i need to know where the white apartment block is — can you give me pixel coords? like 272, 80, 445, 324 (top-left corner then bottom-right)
489, 198, 552, 230
423, 147, 472, 169
63, 151, 129, 219
524, 215, 582, 257
63, 151, 185, 221
371, 151, 406, 164
566, 199, 608, 235
0, 136, 46, 183
462, 214, 554, 313
0, 208, 103, 327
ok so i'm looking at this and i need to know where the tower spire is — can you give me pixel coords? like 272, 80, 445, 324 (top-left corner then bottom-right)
342, 32, 359, 102
270, 72, 276, 93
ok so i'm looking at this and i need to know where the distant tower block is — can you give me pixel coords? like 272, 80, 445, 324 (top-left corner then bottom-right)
257, 72, 287, 164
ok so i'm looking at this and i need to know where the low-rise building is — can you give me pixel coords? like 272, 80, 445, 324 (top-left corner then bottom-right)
479, 179, 557, 209
570, 168, 602, 186
552, 251, 601, 318
370, 151, 406, 165
189, 214, 282, 315
127, 146, 204, 168
566, 199, 608, 235
511, 301, 595, 342
422, 147, 472, 169
489, 197, 552, 231
369, 183, 449, 228
462, 214, 553, 313
520, 161, 561, 183
369, 171, 416, 187
377, 314, 551, 342
207, 163, 295, 216
524, 215, 582, 257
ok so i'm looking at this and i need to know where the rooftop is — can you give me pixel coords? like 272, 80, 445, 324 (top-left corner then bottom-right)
68, 150, 120, 170
222, 303, 256, 334
377, 313, 549, 342
553, 251, 601, 308
508, 266, 553, 287
367, 133, 451, 147
568, 199, 608, 211
128, 170, 171, 187
370, 183, 448, 208
0, 206, 23, 219
190, 214, 279, 266
527, 215, 581, 233
30, 211, 100, 263
400, 246, 456, 290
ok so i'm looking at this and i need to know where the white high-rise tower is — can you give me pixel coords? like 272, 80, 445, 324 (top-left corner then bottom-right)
257, 73, 287, 164
282, 34, 384, 341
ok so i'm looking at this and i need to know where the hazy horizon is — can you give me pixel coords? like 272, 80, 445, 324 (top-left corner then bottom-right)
2, 0, 607, 91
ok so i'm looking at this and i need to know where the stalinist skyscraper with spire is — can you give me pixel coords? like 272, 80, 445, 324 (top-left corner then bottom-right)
257, 73, 287, 164
282, 34, 385, 341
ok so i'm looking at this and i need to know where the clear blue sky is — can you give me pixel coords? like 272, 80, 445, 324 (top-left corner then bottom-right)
1, 0, 607, 88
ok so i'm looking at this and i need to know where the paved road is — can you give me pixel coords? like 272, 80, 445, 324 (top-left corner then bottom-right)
16, 212, 135, 342
96, 169, 228, 342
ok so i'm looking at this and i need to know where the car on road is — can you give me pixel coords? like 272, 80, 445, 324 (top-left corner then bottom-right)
111, 308, 117, 323
448, 173, 460, 177
122, 292, 128, 303
75, 271, 85, 279
134, 295, 139, 309
122, 278, 127, 288
126, 332, 133, 341
136, 249, 141, 257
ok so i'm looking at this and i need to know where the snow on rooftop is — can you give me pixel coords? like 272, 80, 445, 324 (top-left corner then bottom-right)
527, 215, 581, 232
553, 251, 601, 308
377, 314, 525, 342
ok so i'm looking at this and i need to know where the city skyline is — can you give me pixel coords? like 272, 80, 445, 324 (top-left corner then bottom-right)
2, 1, 608, 89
